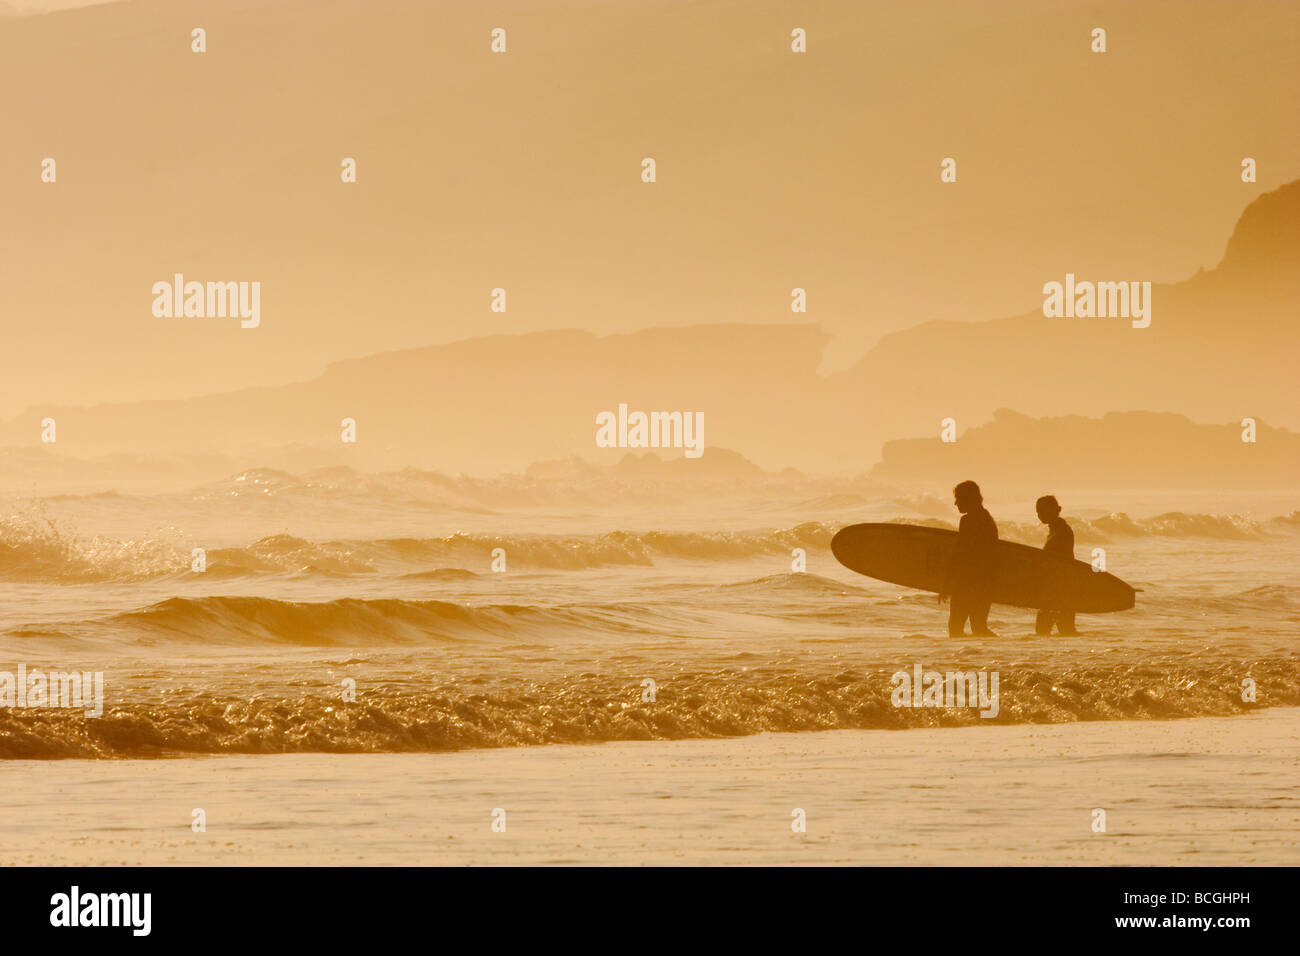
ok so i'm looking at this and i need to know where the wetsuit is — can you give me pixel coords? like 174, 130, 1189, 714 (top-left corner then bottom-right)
947, 506, 998, 636
1036, 516, 1077, 635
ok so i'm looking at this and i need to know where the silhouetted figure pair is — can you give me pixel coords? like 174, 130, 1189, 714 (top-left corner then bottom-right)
941, 482, 1081, 637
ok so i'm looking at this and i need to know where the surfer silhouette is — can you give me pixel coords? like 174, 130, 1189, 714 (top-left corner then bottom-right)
939, 480, 998, 637
1035, 495, 1080, 636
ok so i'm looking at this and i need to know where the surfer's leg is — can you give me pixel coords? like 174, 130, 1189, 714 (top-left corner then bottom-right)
948, 595, 968, 637
1035, 609, 1052, 635
970, 598, 996, 636
1057, 610, 1078, 635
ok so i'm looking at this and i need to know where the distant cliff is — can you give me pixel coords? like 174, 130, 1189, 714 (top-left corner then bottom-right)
871, 409, 1300, 491
0, 182, 1295, 474
826, 180, 1300, 455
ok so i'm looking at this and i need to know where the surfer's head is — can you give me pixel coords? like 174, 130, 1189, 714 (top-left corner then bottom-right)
1036, 495, 1061, 523
953, 480, 982, 513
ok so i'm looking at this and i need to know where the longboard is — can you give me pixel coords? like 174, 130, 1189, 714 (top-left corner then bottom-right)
830, 522, 1136, 613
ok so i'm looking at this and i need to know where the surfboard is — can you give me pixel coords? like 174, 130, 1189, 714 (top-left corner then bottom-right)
830, 522, 1136, 613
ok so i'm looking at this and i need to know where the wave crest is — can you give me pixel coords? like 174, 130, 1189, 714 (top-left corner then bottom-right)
3, 658, 1295, 758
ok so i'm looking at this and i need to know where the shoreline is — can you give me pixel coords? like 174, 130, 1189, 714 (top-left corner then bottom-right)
3, 709, 1296, 865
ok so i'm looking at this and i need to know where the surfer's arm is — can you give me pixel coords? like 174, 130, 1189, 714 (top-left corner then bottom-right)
942, 515, 972, 595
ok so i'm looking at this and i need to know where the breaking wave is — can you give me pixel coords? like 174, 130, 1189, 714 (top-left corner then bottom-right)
93, 594, 707, 646
3, 657, 1296, 758
2, 511, 1295, 582
0, 512, 183, 582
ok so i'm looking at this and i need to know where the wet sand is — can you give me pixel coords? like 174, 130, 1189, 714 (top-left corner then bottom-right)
4, 708, 1296, 865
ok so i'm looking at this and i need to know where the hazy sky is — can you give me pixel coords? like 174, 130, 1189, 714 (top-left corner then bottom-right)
0, 0, 122, 12
1, 0, 1296, 416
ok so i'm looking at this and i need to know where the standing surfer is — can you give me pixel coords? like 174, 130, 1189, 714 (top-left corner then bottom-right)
1034, 495, 1080, 635
939, 480, 999, 637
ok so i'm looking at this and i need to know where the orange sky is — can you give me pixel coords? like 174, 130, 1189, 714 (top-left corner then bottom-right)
1, 0, 1296, 417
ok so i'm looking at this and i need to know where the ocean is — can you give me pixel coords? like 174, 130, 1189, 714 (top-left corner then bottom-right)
3, 470, 1296, 759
